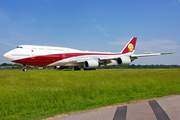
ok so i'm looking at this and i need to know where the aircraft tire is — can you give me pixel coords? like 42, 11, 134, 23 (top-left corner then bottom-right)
74, 66, 81, 71
23, 68, 27, 71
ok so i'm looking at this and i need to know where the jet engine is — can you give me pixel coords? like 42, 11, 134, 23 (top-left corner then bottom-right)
84, 59, 99, 68
117, 56, 131, 65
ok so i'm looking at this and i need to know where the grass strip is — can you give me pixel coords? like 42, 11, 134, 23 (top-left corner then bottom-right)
0, 69, 179, 120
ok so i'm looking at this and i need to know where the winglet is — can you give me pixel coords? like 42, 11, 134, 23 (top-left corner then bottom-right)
121, 37, 137, 54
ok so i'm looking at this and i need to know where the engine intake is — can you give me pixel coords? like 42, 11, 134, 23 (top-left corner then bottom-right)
84, 59, 99, 68
117, 56, 131, 65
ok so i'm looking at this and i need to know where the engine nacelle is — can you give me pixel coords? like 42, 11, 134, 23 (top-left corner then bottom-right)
53, 66, 68, 69
84, 59, 99, 68
117, 56, 131, 65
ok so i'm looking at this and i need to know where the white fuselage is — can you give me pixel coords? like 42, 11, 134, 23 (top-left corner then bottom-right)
4, 37, 174, 70
3, 45, 124, 67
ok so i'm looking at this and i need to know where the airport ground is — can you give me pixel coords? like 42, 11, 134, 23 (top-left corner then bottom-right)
0, 69, 179, 120
45, 95, 180, 120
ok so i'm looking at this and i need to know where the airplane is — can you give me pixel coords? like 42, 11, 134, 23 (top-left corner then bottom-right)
3, 37, 176, 71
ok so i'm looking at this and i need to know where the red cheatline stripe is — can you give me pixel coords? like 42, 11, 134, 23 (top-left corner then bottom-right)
13, 52, 122, 66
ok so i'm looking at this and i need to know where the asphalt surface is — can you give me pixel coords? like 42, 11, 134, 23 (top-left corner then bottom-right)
45, 95, 180, 120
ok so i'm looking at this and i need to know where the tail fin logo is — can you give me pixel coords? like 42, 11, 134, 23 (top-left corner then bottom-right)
121, 37, 137, 54
128, 44, 134, 52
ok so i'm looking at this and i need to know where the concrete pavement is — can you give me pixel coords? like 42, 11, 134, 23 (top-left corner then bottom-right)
45, 95, 180, 120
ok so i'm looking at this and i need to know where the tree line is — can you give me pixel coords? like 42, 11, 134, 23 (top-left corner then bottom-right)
97, 64, 180, 69
0, 63, 180, 69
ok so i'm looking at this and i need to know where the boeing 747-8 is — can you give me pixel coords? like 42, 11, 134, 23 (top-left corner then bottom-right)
3, 37, 176, 71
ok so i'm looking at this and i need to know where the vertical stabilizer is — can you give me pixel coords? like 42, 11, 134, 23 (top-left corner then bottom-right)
121, 37, 137, 54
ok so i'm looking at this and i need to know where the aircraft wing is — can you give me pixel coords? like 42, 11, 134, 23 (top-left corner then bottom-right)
67, 52, 176, 63
131, 52, 176, 58
69, 57, 94, 63
66, 56, 118, 67
99, 55, 121, 60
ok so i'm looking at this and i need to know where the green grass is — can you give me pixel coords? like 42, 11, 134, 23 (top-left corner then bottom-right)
0, 69, 180, 120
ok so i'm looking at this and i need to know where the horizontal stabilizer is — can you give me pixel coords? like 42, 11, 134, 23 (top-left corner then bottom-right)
131, 52, 176, 58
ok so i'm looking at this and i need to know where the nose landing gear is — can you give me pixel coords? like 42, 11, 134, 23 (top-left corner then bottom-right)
22, 65, 27, 71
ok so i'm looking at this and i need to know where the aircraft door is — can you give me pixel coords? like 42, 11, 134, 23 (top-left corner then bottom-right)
31, 50, 35, 59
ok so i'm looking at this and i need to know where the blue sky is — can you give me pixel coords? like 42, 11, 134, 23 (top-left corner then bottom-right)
0, 0, 180, 65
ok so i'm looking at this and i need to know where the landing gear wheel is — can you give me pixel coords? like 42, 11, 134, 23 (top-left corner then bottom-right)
74, 66, 81, 70
23, 68, 27, 71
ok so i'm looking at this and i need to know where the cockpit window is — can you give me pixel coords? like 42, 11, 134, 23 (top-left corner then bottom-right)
16, 46, 23, 48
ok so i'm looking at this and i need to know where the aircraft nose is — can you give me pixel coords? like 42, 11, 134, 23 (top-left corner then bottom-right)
3, 52, 13, 61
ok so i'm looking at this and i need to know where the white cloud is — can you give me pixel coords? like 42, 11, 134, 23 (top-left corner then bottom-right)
109, 37, 131, 45
0, 11, 10, 21
0, 40, 16, 47
96, 24, 109, 37
109, 38, 179, 52
172, 0, 180, 5
8, 32, 32, 42
137, 39, 179, 50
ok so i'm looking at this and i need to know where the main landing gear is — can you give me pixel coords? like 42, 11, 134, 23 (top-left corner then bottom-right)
74, 66, 81, 71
